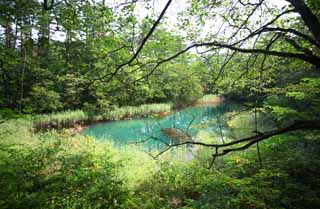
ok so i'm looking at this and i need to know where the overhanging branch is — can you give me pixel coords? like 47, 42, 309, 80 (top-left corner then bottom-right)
285, 0, 320, 45
134, 38, 320, 83
100, 0, 173, 83
150, 120, 320, 159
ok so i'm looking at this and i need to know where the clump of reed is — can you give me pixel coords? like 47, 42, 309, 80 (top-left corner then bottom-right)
103, 103, 172, 120
197, 94, 224, 105
33, 110, 89, 131
33, 103, 172, 131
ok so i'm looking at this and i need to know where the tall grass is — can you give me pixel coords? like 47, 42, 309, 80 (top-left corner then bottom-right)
0, 118, 34, 145
0, 132, 129, 209
197, 94, 223, 105
33, 103, 172, 131
102, 103, 172, 121
33, 110, 89, 131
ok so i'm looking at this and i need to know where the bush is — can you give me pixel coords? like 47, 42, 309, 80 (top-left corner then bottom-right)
0, 134, 128, 209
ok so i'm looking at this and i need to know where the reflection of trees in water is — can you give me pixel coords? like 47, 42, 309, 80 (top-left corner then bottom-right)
132, 104, 248, 160
133, 109, 220, 158
130, 104, 258, 160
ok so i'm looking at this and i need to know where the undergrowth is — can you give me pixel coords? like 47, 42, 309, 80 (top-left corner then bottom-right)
1, 110, 320, 209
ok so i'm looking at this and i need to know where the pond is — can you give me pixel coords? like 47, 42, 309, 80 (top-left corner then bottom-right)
84, 104, 241, 150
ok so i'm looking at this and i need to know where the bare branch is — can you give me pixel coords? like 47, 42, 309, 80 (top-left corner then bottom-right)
208, 147, 218, 169
151, 120, 320, 158
134, 36, 320, 83
212, 50, 237, 85
100, 0, 173, 83
232, 9, 295, 45
239, 0, 264, 6
230, 0, 264, 39
206, 41, 320, 66
263, 27, 320, 48
285, 0, 320, 45
230, 32, 261, 87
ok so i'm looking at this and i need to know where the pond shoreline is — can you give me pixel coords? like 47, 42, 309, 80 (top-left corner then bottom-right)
35, 96, 226, 136
83, 99, 236, 147
79, 97, 226, 136
32, 103, 172, 132
66, 111, 172, 136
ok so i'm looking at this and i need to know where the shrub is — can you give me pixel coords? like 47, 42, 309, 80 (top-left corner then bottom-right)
0, 134, 128, 209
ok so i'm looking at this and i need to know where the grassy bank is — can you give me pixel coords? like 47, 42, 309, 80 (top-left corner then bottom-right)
30, 95, 223, 132
32, 103, 172, 131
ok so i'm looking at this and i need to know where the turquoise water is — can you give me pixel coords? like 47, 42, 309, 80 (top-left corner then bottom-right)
84, 104, 239, 149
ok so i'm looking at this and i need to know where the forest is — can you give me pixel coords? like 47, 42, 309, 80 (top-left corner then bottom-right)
0, 0, 319, 208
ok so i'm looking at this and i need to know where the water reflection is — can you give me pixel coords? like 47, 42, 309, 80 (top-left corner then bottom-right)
84, 104, 240, 149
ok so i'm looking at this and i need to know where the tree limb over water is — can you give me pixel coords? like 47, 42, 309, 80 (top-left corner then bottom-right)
92, 0, 173, 84
112, 0, 320, 85
133, 0, 320, 83
149, 120, 320, 160
42, 0, 320, 85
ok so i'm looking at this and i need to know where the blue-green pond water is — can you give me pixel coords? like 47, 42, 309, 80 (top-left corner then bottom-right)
84, 104, 240, 149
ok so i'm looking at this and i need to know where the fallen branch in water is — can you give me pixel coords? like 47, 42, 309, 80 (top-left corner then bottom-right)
148, 120, 320, 160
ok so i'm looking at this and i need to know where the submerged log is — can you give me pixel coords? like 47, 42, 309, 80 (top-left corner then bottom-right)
161, 128, 190, 143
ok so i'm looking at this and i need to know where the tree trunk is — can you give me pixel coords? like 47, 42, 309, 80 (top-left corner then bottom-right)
286, 0, 320, 45
5, 21, 12, 48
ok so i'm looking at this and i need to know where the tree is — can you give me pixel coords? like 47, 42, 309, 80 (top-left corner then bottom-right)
0, 0, 204, 113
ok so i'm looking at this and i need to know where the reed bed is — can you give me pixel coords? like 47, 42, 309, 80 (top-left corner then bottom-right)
33, 110, 89, 131
33, 103, 172, 131
104, 103, 172, 120
197, 94, 224, 105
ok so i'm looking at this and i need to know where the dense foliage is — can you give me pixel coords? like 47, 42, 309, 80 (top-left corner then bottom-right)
0, 0, 204, 114
1, 0, 320, 208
